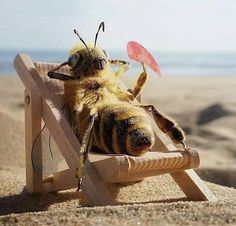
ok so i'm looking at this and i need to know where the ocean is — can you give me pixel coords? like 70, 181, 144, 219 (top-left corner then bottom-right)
1, 49, 236, 76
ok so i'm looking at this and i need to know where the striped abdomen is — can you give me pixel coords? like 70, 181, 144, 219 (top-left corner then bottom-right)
92, 104, 155, 156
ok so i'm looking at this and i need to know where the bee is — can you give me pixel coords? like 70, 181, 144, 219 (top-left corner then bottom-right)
47, 22, 185, 190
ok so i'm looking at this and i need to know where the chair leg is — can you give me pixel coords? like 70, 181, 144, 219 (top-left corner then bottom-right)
82, 160, 114, 206
153, 125, 217, 201
25, 89, 43, 193
171, 169, 217, 201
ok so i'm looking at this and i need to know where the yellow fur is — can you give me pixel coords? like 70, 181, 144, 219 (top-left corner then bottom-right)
64, 45, 134, 143
70, 42, 96, 54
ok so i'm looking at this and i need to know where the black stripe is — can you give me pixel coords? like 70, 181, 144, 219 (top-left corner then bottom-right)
116, 116, 148, 154
102, 111, 116, 153
128, 128, 152, 152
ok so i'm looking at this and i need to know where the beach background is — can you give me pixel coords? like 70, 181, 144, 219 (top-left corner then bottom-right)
1, 0, 236, 225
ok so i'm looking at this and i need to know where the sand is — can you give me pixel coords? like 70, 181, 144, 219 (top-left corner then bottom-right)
0, 74, 236, 225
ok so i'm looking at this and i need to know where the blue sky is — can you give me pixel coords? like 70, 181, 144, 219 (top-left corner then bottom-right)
1, 0, 236, 51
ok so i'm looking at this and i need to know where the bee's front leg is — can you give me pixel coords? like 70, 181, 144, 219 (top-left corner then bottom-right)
138, 104, 186, 149
132, 63, 148, 98
109, 59, 131, 77
132, 71, 147, 99
47, 71, 75, 81
47, 61, 74, 81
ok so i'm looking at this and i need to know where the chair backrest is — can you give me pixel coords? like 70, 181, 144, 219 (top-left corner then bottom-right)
31, 63, 73, 176
34, 60, 171, 153
34, 62, 68, 109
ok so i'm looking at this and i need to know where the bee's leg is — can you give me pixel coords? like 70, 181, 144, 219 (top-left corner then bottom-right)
108, 86, 134, 101
132, 63, 148, 99
47, 61, 75, 81
109, 60, 134, 100
76, 113, 97, 192
70, 109, 82, 143
47, 71, 75, 81
109, 59, 131, 77
138, 104, 186, 149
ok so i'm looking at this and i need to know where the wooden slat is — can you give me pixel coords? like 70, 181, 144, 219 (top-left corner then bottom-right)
42, 169, 77, 192
42, 162, 114, 206
41, 148, 200, 191
24, 89, 43, 193
82, 161, 114, 206
90, 149, 200, 183
41, 99, 79, 169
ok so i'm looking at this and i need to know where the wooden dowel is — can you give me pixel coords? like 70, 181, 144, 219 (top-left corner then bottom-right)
127, 149, 199, 173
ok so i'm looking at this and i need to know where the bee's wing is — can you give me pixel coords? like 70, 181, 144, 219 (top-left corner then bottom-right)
127, 41, 161, 76
32, 116, 69, 178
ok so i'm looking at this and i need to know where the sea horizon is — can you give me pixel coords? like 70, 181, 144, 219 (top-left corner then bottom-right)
1, 48, 236, 76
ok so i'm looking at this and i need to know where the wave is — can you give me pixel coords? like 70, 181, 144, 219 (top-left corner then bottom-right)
1, 49, 236, 76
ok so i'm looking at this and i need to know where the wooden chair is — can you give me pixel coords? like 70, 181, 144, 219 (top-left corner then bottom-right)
14, 53, 217, 206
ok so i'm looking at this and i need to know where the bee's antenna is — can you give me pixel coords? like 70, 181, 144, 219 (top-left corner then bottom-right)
94, 22, 105, 48
74, 29, 89, 50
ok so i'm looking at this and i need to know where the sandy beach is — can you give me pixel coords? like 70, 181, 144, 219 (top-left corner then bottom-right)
0, 74, 236, 225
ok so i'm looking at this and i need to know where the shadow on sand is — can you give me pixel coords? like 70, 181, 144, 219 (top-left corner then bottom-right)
0, 187, 88, 216
0, 186, 189, 216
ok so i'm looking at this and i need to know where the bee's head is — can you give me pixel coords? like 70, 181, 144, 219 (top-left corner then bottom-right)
68, 45, 109, 77
68, 22, 109, 77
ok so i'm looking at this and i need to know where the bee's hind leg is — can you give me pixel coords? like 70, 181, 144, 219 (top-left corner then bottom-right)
138, 104, 186, 149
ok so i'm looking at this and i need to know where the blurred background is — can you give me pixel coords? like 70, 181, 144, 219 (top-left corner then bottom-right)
1, 0, 236, 75
0, 0, 235, 187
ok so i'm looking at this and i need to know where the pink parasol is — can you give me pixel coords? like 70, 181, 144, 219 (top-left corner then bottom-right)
127, 41, 161, 76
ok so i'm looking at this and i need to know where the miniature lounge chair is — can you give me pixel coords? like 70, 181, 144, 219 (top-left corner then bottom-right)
14, 53, 217, 206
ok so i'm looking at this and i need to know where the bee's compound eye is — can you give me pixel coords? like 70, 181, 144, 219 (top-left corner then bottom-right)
103, 50, 109, 59
68, 54, 83, 69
